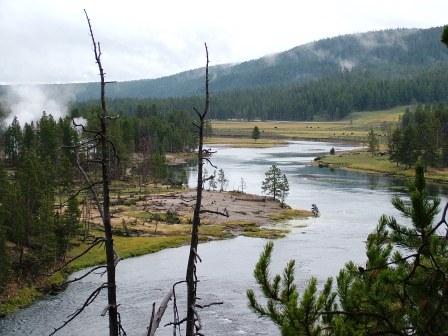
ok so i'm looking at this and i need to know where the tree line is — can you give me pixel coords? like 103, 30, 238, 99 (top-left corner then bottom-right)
0, 107, 196, 292
71, 64, 448, 121
387, 104, 448, 168
0, 113, 81, 290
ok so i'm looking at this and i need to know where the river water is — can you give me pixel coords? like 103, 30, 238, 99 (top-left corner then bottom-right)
1, 141, 447, 336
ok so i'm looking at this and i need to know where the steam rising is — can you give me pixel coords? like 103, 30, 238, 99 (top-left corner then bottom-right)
0, 85, 75, 126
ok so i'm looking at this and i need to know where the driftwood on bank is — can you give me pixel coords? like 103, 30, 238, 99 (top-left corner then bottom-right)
147, 288, 174, 336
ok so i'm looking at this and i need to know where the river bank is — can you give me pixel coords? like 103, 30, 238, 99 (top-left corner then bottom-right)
209, 106, 405, 145
0, 189, 311, 316
315, 150, 448, 183
3, 140, 430, 336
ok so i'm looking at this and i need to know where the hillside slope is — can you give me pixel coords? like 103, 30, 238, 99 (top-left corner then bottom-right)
1, 26, 447, 102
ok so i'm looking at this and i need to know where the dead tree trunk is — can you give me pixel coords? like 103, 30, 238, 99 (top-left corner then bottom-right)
146, 44, 225, 336
84, 10, 119, 336
185, 43, 209, 336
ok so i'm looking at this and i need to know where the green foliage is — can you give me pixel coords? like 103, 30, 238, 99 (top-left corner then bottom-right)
0, 226, 8, 291
252, 126, 261, 141
247, 242, 336, 335
70, 63, 448, 121
249, 165, 448, 334
0, 107, 195, 298
0, 165, 9, 290
0, 113, 84, 285
4, 116, 23, 166
387, 104, 448, 167
262, 165, 289, 202
279, 174, 289, 206
150, 151, 168, 184
367, 128, 379, 156
68, 28, 448, 111
165, 209, 180, 224
442, 26, 448, 47
78, 106, 196, 155
55, 197, 81, 260
67, 26, 448, 122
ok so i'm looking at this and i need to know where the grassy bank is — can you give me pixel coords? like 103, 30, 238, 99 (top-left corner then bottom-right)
317, 150, 448, 183
210, 106, 405, 143
0, 235, 191, 316
1, 188, 310, 316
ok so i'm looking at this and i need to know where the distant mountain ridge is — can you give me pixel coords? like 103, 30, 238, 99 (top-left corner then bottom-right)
1, 26, 448, 103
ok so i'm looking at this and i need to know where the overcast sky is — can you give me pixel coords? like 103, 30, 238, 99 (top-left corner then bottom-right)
0, 0, 447, 85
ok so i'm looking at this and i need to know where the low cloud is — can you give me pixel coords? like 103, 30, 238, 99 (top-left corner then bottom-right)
355, 29, 418, 50
337, 58, 357, 71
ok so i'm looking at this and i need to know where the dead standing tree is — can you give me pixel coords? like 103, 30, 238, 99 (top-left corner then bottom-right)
49, 10, 123, 336
80, 10, 121, 336
146, 44, 226, 336
185, 43, 227, 336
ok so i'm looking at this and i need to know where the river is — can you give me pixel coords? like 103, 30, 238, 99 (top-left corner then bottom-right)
1, 141, 447, 335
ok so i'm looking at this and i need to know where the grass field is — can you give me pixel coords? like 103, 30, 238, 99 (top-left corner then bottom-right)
318, 150, 448, 183
209, 106, 406, 143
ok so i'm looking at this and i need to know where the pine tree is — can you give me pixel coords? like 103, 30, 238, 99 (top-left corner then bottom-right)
55, 196, 81, 261
11, 150, 56, 274
247, 242, 335, 336
442, 26, 448, 47
400, 124, 417, 167
217, 168, 228, 192
252, 126, 261, 141
150, 150, 167, 185
279, 173, 289, 206
0, 165, 9, 290
248, 164, 448, 335
4, 116, 22, 167
367, 128, 379, 156
388, 127, 402, 165
261, 165, 283, 201
0, 227, 8, 291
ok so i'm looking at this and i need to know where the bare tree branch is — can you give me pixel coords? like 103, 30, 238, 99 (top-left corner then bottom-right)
49, 283, 108, 336
199, 208, 229, 217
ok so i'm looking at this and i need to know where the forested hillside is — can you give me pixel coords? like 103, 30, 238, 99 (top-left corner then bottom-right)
1, 26, 448, 103
72, 64, 448, 121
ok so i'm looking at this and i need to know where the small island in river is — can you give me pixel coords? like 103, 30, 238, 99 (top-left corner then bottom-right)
93, 189, 312, 240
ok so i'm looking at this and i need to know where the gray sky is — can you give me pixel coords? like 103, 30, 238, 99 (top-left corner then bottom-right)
1, 0, 447, 85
